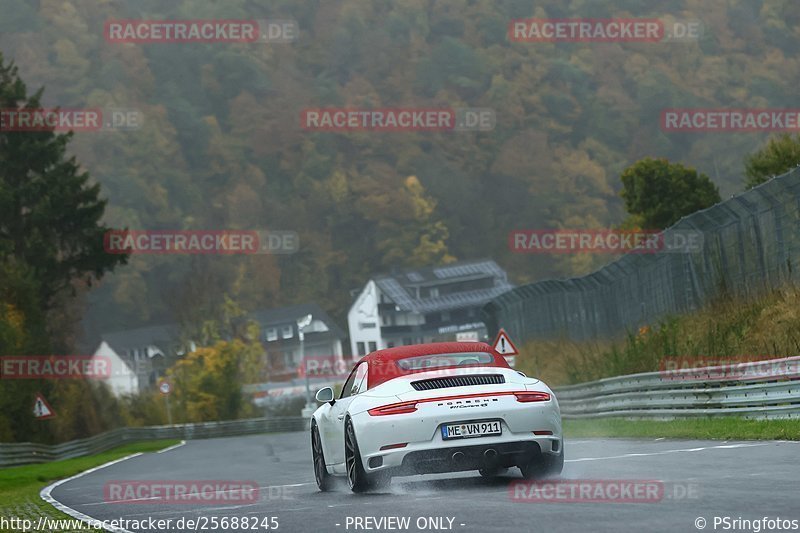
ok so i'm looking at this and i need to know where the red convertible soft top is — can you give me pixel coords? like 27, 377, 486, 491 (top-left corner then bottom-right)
357, 342, 512, 388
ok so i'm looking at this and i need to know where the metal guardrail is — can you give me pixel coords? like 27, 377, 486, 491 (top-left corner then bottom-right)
0, 417, 307, 467
554, 356, 800, 419
4, 357, 798, 467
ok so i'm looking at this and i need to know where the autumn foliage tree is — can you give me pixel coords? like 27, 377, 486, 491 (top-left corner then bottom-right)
620, 158, 721, 230
2, 2, 798, 347
744, 134, 800, 189
376, 176, 456, 268
168, 334, 265, 422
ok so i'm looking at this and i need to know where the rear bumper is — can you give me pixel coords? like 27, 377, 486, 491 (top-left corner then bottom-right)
397, 439, 557, 474
351, 404, 562, 474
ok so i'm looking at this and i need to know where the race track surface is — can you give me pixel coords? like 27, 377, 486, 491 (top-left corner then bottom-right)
50, 431, 800, 533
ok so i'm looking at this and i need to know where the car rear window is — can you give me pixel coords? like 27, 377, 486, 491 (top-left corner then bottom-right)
395, 352, 495, 371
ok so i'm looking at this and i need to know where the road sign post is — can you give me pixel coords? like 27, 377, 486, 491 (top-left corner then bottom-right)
33, 393, 55, 420
297, 314, 314, 418
159, 379, 173, 426
492, 328, 520, 368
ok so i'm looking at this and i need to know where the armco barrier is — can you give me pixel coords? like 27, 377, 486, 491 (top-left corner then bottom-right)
4, 357, 798, 466
554, 356, 800, 419
0, 417, 306, 467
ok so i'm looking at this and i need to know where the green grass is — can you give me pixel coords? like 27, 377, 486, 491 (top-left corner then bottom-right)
0, 439, 180, 532
564, 417, 800, 441
516, 286, 800, 387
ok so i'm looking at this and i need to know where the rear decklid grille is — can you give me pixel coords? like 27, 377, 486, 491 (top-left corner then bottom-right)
411, 374, 505, 391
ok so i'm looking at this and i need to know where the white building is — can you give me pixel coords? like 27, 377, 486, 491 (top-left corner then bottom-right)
248, 303, 346, 381
92, 340, 139, 396
92, 303, 347, 397
347, 259, 513, 358
91, 324, 184, 396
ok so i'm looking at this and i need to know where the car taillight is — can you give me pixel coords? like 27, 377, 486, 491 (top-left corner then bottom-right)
514, 391, 551, 403
379, 443, 408, 450
368, 401, 418, 416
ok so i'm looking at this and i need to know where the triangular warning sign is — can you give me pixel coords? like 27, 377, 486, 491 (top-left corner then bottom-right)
492, 328, 519, 355
33, 393, 55, 420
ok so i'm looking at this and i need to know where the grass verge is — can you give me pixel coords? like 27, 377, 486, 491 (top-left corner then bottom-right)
564, 417, 800, 441
0, 439, 180, 532
515, 286, 800, 386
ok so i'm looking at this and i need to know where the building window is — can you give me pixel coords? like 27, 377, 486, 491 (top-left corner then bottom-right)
359, 322, 376, 329
403, 338, 412, 346
265, 328, 278, 342
281, 325, 293, 339
440, 311, 450, 322
429, 287, 439, 298
387, 342, 395, 348
368, 342, 377, 353
357, 342, 366, 356
381, 314, 393, 326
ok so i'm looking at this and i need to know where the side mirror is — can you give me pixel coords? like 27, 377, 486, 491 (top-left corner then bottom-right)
315, 386, 335, 404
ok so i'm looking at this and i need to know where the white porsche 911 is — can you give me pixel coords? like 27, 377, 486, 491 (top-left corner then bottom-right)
310, 342, 563, 492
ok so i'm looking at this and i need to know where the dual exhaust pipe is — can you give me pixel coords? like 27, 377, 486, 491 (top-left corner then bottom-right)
451, 449, 497, 463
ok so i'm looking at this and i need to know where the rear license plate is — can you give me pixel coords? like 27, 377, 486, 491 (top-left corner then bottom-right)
441, 420, 502, 440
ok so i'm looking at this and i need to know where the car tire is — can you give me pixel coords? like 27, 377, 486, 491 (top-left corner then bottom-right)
519, 442, 564, 479
311, 421, 333, 491
344, 418, 373, 493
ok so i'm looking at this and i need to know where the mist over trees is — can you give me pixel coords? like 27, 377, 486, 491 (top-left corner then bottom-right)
0, 0, 797, 341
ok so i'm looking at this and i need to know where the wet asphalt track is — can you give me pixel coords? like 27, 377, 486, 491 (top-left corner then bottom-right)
50, 431, 800, 533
